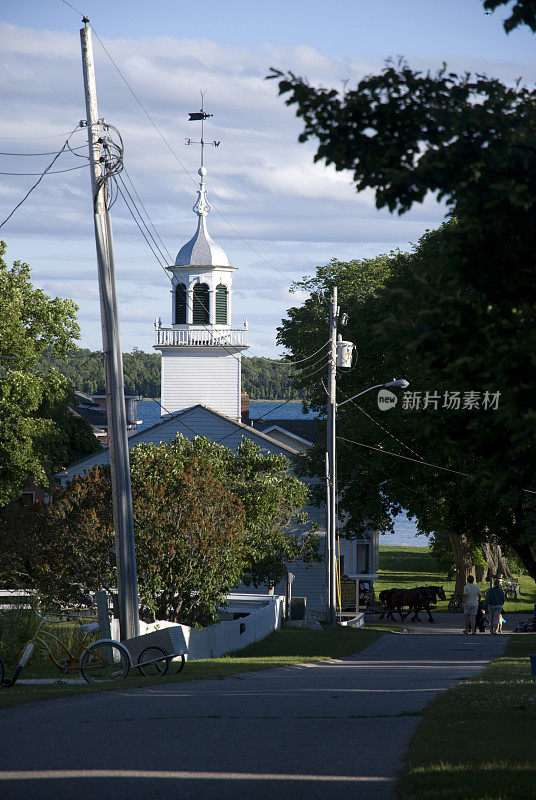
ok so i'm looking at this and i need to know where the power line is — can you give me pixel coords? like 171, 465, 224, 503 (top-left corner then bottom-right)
282, 341, 330, 365
339, 392, 425, 462
88, 25, 297, 286
336, 434, 536, 496
0, 146, 87, 156
0, 126, 82, 229
0, 130, 80, 140
0, 165, 88, 176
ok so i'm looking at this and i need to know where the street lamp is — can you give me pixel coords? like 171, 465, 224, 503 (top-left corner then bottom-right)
336, 378, 409, 408
326, 287, 408, 626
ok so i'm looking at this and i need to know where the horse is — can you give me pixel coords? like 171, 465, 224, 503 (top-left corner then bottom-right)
378, 588, 405, 621
410, 585, 447, 623
379, 585, 446, 623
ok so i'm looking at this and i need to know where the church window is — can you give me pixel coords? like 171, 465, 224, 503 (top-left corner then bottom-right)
174, 283, 187, 324
193, 283, 210, 324
215, 283, 228, 324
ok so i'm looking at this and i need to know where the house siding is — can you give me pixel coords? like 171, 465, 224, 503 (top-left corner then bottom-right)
161, 350, 241, 421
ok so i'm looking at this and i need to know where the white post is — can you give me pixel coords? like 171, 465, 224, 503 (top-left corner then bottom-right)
327, 287, 338, 626
80, 21, 139, 640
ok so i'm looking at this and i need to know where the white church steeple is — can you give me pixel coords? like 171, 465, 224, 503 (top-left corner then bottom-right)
175, 166, 229, 268
154, 105, 248, 422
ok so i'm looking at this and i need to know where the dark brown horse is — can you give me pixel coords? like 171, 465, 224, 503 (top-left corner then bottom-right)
379, 585, 446, 623
412, 585, 446, 623
378, 588, 405, 621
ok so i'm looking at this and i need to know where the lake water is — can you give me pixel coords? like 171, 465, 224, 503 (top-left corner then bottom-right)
136, 399, 423, 546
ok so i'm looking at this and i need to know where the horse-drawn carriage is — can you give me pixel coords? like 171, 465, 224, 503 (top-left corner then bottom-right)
374, 585, 447, 623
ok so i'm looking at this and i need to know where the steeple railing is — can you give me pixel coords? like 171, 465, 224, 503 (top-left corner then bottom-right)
155, 327, 248, 348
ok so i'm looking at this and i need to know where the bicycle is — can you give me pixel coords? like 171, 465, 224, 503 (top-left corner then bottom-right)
448, 594, 464, 614
0, 604, 131, 687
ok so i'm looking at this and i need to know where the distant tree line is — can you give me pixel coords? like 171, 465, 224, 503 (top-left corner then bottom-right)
39, 348, 304, 400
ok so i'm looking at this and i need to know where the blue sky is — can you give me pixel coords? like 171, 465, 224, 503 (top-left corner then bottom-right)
1, 1, 535, 357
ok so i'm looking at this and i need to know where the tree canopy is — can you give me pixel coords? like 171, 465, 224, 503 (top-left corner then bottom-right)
268, 59, 536, 309
483, 0, 536, 32
278, 226, 536, 584
1, 436, 319, 625
0, 243, 99, 506
40, 348, 303, 401
271, 15, 536, 585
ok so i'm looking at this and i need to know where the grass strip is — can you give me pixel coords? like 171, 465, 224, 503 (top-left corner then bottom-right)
377, 545, 536, 614
398, 633, 536, 800
0, 625, 385, 710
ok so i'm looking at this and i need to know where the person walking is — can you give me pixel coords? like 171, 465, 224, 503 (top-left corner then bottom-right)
485, 578, 505, 634
462, 575, 481, 634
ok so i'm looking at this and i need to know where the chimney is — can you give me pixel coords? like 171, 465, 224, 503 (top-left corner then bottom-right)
241, 391, 250, 424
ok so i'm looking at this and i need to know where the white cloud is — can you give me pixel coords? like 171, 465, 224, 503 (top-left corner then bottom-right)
1, 22, 534, 357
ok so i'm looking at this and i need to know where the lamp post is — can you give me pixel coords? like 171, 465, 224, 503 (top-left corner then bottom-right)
325, 287, 408, 626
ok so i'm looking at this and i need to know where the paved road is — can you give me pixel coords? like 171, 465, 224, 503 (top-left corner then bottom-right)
0, 630, 507, 800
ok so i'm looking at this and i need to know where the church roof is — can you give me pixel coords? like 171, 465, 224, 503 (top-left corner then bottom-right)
175, 166, 229, 267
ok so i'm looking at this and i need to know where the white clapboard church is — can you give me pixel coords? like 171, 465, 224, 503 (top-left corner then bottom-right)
60, 143, 378, 618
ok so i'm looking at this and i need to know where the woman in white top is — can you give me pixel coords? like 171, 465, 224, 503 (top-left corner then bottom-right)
462, 575, 481, 634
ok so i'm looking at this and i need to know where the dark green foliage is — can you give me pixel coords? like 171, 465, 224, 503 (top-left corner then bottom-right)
3, 436, 318, 626
39, 348, 304, 400
483, 0, 536, 32
0, 242, 99, 504
268, 61, 536, 310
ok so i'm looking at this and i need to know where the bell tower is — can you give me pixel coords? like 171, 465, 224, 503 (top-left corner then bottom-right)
154, 106, 248, 421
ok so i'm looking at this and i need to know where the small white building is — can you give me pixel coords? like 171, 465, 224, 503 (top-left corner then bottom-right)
154, 165, 247, 422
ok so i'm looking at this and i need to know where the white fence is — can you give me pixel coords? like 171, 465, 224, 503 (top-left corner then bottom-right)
115, 594, 284, 661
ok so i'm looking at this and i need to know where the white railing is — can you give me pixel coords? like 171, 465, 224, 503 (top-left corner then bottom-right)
155, 327, 248, 348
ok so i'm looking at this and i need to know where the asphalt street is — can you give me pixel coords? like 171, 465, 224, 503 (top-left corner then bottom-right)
0, 628, 508, 800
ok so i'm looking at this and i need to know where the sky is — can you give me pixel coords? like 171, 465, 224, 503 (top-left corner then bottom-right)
1, 0, 535, 359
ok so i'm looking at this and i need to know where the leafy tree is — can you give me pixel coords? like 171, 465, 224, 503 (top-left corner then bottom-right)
270, 31, 536, 586
3, 436, 318, 625
40, 349, 304, 401
483, 0, 536, 32
0, 242, 99, 505
268, 60, 536, 312
278, 227, 536, 586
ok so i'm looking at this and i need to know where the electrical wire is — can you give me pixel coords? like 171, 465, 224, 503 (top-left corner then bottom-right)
336, 434, 536, 496
0, 165, 88, 176
282, 340, 330, 365
0, 125, 82, 230
88, 24, 297, 286
59, 0, 86, 16
340, 393, 425, 462
122, 166, 174, 262
0, 146, 87, 156
0, 130, 80, 140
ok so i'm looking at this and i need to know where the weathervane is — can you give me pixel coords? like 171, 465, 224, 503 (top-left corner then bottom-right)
186, 92, 220, 168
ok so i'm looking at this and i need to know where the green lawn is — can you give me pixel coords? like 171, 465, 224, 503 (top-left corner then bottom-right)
0, 625, 385, 710
398, 633, 536, 800
376, 545, 536, 614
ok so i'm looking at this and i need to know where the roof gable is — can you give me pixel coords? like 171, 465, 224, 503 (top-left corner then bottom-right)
57, 403, 298, 483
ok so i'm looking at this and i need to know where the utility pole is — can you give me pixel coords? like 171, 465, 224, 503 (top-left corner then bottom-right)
80, 20, 139, 640
326, 287, 338, 626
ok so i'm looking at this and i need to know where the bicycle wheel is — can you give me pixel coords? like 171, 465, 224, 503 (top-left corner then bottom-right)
175, 653, 186, 674
138, 646, 170, 677
80, 641, 130, 684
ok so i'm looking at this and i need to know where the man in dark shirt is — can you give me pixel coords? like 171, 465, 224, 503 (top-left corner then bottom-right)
485, 579, 505, 634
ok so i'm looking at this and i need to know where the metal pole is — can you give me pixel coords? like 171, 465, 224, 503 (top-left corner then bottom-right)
327, 287, 338, 626
80, 22, 139, 640
325, 450, 331, 620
